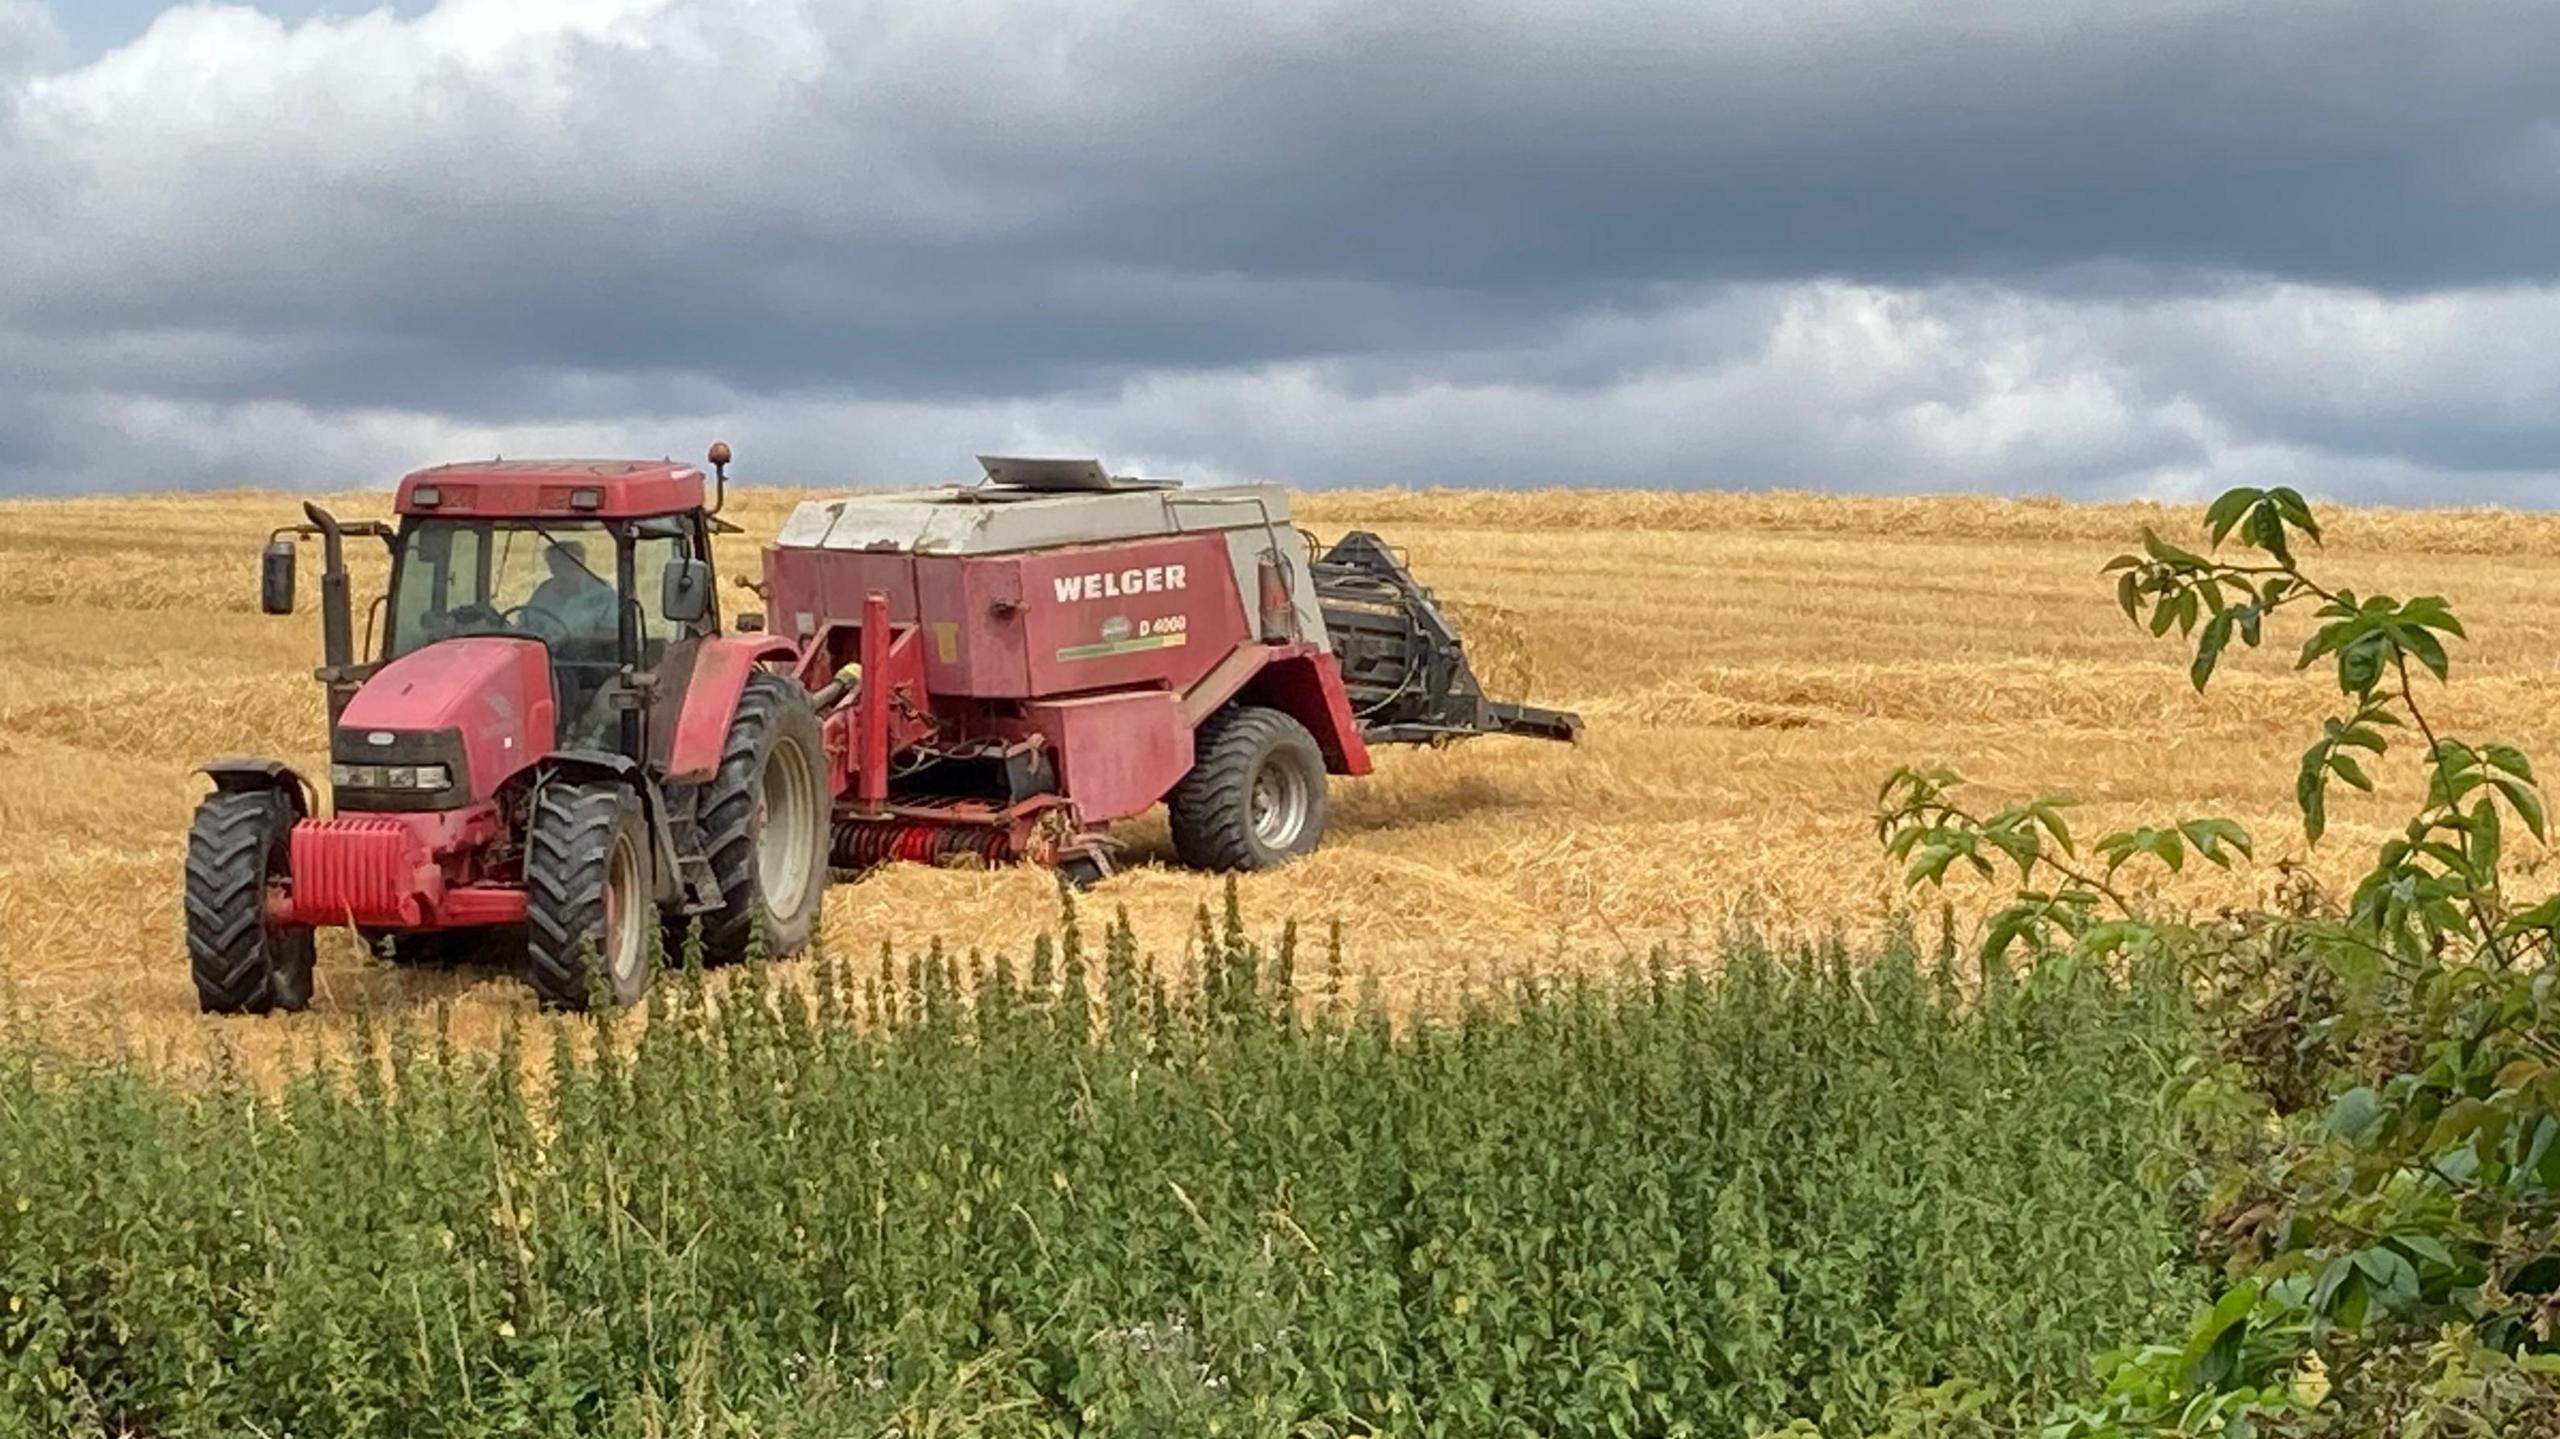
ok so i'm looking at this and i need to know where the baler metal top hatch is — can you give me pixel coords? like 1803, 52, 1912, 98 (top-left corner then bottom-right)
769, 455, 1580, 749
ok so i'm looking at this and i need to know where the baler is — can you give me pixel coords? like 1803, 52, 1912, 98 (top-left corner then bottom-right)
188, 450, 1580, 1014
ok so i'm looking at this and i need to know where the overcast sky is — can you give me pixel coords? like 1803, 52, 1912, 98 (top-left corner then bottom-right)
3, 0, 2557, 501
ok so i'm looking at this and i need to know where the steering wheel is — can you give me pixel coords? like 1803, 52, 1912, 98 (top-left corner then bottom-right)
435, 602, 509, 634
505, 603, 572, 644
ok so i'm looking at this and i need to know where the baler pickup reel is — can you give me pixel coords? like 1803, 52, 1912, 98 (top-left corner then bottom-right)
1310, 531, 1584, 747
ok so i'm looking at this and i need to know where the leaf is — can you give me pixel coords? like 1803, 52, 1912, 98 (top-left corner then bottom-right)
2327, 1086, 2381, 1140
2025, 798, 2079, 855
2309, 1255, 2356, 1315
2180, 818, 2252, 867
2338, 634, 2386, 696
2141, 529, 2208, 569
2299, 744, 2330, 843
2204, 488, 2263, 548
2298, 619, 2357, 668
2494, 1058, 2549, 1092
2400, 594, 2466, 639
2179, 1280, 2262, 1386
2191, 610, 2235, 691
2148, 829, 2186, 872
2493, 775, 2547, 842
2402, 623, 2451, 682
2351, 1247, 2419, 1312
2392, 1233, 2457, 1271
2243, 502, 2292, 566
2268, 486, 2321, 543
2470, 797, 2501, 874
2483, 744, 2534, 781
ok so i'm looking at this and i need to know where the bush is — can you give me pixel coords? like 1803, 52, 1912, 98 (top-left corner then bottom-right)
1877, 487, 2560, 1436
0, 906, 2201, 1438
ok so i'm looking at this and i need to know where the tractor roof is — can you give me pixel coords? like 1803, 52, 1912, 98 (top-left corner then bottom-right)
394, 459, 705, 520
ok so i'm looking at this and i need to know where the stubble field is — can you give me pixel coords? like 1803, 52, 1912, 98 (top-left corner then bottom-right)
6, 482, 2560, 1063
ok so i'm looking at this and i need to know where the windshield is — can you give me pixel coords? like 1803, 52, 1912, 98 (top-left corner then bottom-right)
385, 520, 620, 661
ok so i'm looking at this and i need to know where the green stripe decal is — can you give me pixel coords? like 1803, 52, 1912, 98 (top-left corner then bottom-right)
1057, 633, 1189, 661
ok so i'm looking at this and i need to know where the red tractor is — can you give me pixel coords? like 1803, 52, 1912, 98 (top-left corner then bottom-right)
190, 450, 1577, 1013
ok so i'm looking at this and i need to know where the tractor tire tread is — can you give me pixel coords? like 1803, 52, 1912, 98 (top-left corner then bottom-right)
693, 673, 826, 966
523, 782, 634, 1011
184, 790, 312, 1014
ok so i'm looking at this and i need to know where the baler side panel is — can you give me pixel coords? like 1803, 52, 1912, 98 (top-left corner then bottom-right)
764, 547, 920, 648
1024, 691, 1195, 824
956, 558, 1031, 697
911, 555, 1031, 697
1016, 534, 1250, 698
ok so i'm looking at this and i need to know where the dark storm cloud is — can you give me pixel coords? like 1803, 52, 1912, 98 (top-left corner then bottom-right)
3, 0, 2560, 498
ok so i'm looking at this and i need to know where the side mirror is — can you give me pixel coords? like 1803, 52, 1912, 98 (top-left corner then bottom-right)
661, 557, 712, 625
261, 538, 297, 615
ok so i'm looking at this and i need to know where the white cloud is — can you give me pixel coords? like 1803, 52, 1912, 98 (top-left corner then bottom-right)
5, 0, 2560, 499
0, 0, 60, 77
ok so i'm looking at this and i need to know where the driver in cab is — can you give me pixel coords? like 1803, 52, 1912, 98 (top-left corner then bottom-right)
523, 541, 618, 646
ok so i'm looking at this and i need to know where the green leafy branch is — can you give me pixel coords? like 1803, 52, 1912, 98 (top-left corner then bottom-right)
1875, 766, 2248, 963
1878, 484, 2560, 1437
2104, 486, 2545, 969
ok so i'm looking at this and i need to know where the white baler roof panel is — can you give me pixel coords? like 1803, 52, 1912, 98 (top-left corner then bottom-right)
777, 482, 1296, 556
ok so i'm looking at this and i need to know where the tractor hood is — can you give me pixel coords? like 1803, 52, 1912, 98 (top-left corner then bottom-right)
338, 637, 558, 802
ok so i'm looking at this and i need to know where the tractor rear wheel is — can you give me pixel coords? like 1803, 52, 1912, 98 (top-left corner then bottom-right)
184, 790, 315, 1014
695, 674, 829, 966
1168, 704, 1329, 871
524, 782, 653, 1011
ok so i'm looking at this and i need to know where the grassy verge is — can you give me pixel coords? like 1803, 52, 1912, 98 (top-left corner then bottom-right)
1, 907, 2205, 1438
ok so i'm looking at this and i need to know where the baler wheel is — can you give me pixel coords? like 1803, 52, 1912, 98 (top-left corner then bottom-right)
184, 790, 315, 1014
695, 674, 829, 966
1169, 705, 1329, 872
524, 782, 652, 1011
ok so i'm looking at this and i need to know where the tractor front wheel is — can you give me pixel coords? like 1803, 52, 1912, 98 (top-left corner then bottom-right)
1168, 704, 1329, 871
184, 790, 315, 1014
524, 782, 653, 1010
695, 674, 829, 965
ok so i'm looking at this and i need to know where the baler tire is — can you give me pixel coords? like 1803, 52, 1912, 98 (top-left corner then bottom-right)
184, 790, 314, 1015
524, 782, 653, 1011
694, 673, 829, 967
1168, 705, 1328, 872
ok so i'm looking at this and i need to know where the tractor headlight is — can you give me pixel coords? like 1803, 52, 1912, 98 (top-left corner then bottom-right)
334, 763, 452, 792
329, 729, 467, 809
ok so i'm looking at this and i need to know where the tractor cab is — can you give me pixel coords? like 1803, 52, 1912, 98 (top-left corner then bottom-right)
259, 455, 729, 778
379, 460, 721, 751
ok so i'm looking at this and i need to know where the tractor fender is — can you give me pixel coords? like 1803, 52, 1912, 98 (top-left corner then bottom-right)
662, 636, 803, 784
1218, 649, 1374, 777
519, 750, 683, 905
199, 757, 316, 819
